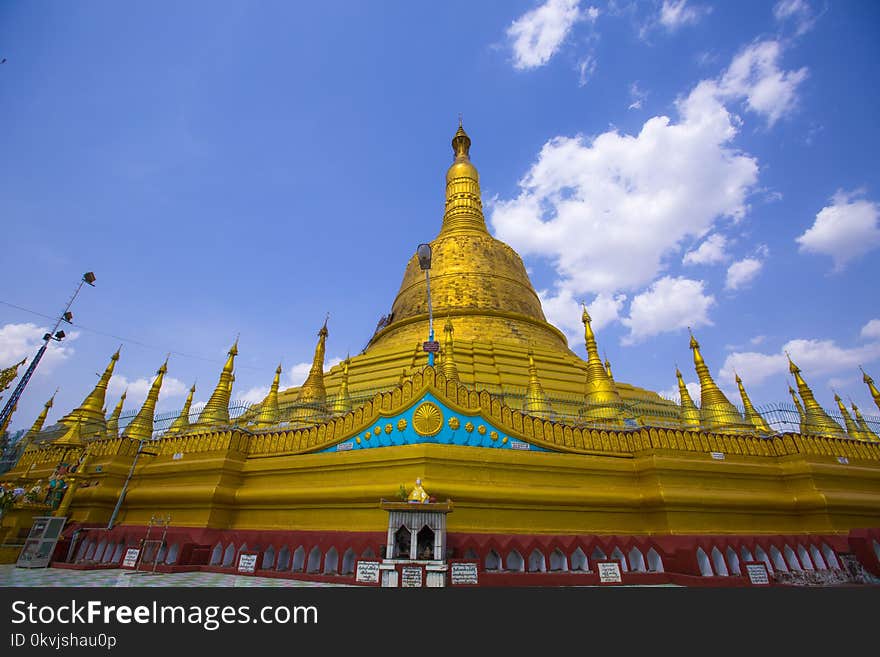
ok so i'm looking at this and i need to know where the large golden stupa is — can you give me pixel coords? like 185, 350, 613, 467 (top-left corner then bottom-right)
2, 124, 880, 586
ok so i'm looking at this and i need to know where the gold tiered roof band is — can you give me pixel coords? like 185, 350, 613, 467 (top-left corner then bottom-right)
11, 123, 880, 449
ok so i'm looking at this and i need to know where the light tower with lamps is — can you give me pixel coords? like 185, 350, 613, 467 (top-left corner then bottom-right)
0, 272, 96, 429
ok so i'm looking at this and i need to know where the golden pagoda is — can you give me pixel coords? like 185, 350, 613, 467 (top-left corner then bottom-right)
195, 340, 237, 427
3, 122, 880, 587
736, 373, 773, 435
104, 390, 126, 439
290, 319, 329, 424
14, 390, 56, 456
789, 384, 808, 434
256, 365, 282, 427
121, 358, 167, 441
676, 367, 701, 429
789, 355, 845, 437
834, 393, 861, 440
57, 348, 120, 439
165, 383, 195, 436
862, 367, 880, 412
524, 350, 550, 416
0, 358, 26, 401
689, 331, 749, 432
581, 305, 624, 425
851, 401, 878, 441
330, 359, 351, 416
439, 319, 460, 383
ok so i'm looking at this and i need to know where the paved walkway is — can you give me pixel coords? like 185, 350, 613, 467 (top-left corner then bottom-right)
0, 565, 352, 587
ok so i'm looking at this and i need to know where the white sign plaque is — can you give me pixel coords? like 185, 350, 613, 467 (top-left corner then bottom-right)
598, 562, 622, 583
401, 566, 423, 587
237, 553, 258, 573
355, 560, 380, 584
745, 562, 770, 586
450, 562, 479, 585
122, 548, 140, 568
710, 452, 725, 460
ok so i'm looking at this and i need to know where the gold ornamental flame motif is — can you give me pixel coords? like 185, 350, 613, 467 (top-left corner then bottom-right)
412, 402, 443, 437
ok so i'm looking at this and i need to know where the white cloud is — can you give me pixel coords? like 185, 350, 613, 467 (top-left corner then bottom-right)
717, 40, 808, 127
0, 322, 78, 378
492, 41, 805, 308
720, 338, 880, 388
683, 233, 728, 265
773, 0, 815, 36
750, 335, 766, 346
627, 82, 648, 110
621, 277, 715, 344
725, 256, 763, 290
577, 55, 597, 87
861, 319, 880, 341
796, 190, 880, 271
659, 1, 704, 30
107, 373, 188, 410
507, 0, 591, 70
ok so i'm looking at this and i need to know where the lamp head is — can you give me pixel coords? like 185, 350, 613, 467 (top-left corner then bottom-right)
82, 271, 96, 286
417, 244, 432, 271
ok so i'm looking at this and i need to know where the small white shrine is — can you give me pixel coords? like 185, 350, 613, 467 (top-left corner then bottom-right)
377, 479, 453, 587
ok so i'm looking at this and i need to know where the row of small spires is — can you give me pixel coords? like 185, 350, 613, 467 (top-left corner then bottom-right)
4, 311, 880, 452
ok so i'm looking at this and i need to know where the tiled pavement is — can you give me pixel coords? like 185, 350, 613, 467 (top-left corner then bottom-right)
0, 565, 352, 587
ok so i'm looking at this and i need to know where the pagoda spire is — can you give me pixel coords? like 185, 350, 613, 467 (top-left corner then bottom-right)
257, 364, 283, 427
787, 354, 844, 437
850, 402, 878, 441
788, 384, 808, 434
331, 358, 352, 416
440, 121, 487, 235
440, 319, 460, 383
195, 339, 238, 427
834, 392, 861, 439
0, 357, 26, 401
524, 350, 550, 416
582, 305, 623, 423
861, 367, 880, 412
105, 389, 127, 439
59, 347, 120, 437
13, 391, 56, 459
166, 383, 195, 436
736, 372, 773, 435
689, 331, 746, 431
298, 318, 328, 407
122, 357, 168, 441
676, 367, 701, 429
604, 355, 614, 382
293, 319, 329, 423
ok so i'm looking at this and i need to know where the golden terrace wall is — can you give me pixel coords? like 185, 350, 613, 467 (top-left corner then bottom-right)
6, 367, 880, 536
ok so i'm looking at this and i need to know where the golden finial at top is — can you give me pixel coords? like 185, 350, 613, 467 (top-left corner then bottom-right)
452, 120, 471, 159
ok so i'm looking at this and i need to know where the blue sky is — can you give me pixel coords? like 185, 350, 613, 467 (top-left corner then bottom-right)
1, 0, 879, 433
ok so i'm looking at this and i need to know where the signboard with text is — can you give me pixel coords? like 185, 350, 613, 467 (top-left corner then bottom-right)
744, 562, 771, 586
449, 561, 479, 586
237, 552, 258, 574
355, 560, 381, 585
121, 548, 140, 569
597, 560, 622, 584
399, 564, 424, 588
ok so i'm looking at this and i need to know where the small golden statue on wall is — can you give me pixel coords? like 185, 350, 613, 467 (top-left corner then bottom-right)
406, 478, 429, 504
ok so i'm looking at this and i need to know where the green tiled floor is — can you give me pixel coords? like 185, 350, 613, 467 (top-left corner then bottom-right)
0, 565, 352, 587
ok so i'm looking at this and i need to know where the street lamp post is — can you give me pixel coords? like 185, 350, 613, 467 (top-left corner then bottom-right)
417, 244, 436, 366
0, 272, 96, 430
107, 438, 158, 530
